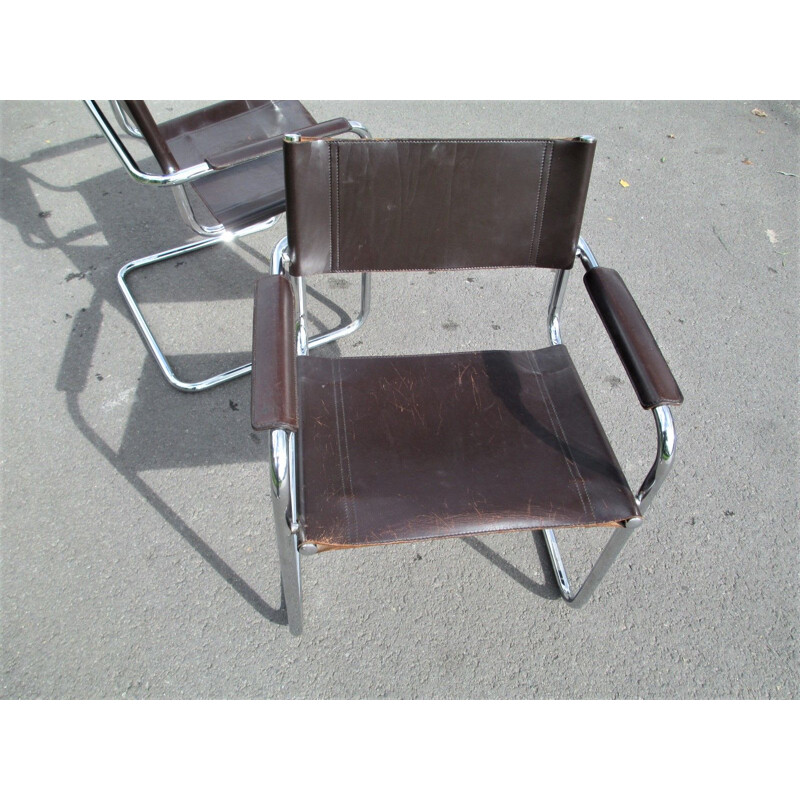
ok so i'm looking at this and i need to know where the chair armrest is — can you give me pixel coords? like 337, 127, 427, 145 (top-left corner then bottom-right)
84, 100, 215, 187
206, 118, 355, 170
584, 267, 683, 409
251, 275, 298, 431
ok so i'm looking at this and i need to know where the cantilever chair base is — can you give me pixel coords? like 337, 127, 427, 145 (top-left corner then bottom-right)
119, 221, 371, 393
118, 221, 268, 393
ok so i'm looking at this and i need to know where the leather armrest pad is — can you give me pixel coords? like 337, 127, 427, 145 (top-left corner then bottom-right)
251, 275, 298, 431
206, 118, 353, 170
584, 267, 684, 409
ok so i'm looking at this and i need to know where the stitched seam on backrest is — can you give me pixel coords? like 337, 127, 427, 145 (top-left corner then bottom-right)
327, 142, 334, 272
323, 263, 566, 272
332, 139, 559, 144
335, 143, 341, 272
532, 142, 554, 267
527, 144, 547, 264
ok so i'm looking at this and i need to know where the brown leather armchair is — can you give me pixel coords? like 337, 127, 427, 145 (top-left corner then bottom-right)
252, 135, 683, 635
85, 100, 371, 392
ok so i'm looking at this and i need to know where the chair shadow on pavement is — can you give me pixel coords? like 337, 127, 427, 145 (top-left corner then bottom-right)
2, 128, 561, 633
3, 135, 291, 626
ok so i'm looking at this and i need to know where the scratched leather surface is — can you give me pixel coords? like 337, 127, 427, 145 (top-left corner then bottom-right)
297, 345, 639, 548
584, 267, 684, 409
284, 138, 595, 275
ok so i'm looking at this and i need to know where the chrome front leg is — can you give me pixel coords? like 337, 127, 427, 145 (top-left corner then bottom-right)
547, 268, 570, 346
270, 429, 303, 635
542, 524, 638, 608
636, 405, 677, 515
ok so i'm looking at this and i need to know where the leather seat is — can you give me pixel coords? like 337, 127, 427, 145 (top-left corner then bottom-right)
297, 346, 639, 549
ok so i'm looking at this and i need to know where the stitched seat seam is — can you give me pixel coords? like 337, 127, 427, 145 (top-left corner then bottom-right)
330, 359, 354, 538
334, 358, 359, 540
526, 350, 597, 523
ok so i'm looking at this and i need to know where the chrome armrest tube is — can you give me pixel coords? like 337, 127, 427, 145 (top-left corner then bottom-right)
576, 236, 600, 271
171, 185, 226, 236
84, 101, 213, 187
635, 405, 676, 516
109, 101, 143, 138
270, 429, 300, 537
547, 267, 570, 346
547, 238, 599, 347
348, 121, 372, 139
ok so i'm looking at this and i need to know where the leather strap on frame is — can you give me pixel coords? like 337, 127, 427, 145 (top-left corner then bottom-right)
284, 137, 596, 275
584, 267, 684, 409
251, 275, 298, 431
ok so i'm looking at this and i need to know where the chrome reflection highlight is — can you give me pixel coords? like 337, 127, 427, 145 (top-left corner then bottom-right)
110, 101, 143, 138
547, 268, 570, 346
636, 405, 676, 514
84, 101, 214, 187
270, 430, 303, 635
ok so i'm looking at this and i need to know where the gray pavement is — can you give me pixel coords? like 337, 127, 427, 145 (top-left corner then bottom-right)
1, 100, 797, 699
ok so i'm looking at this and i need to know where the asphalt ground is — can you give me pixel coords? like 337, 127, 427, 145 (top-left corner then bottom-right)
1, 100, 798, 704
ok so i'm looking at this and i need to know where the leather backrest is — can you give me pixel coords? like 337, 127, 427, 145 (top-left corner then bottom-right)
284, 137, 595, 275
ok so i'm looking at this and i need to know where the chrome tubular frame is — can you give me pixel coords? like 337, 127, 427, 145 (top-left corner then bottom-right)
171, 184, 227, 237
110, 101, 143, 138
267, 237, 307, 634
90, 102, 229, 238
92, 106, 372, 393
541, 235, 678, 606
547, 267, 570, 346
636, 405, 676, 515
348, 121, 371, 139
542, 526, 636, 608
266, 235, 367, 634
117, 217, 280, 393
307, 272, 371, 350
576, 235, 601, 271
282, 132, 372, 351
269, 429, 303, 635
84, 101, 214, 187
